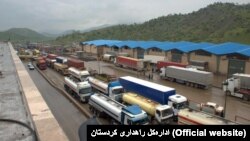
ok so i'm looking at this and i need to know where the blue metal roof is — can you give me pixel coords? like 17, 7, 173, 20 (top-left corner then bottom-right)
202, 42, 249, 55
81, 40, 121, 47
176, 42, 214, 53
123, 105, 142, 115
236, 48, 250, 57
81, 40, 250, 57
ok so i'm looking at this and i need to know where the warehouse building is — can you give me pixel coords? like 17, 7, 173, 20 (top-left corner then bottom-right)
80, 40, 250, 75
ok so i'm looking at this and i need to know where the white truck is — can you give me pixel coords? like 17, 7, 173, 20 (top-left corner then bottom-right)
122, 92, 175, 124
64, 77, 92, 103
160, 66, 213, 89
222, 73, 250, 101
88, 93, 149, 125
88, 77, 124, 101
68, 67, 90, 82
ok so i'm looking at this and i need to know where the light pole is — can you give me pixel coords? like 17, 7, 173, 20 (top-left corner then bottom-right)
98, 54, 101, 74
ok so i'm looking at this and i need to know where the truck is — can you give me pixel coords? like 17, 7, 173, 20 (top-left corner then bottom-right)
88, 77, 124, 101
156, 61, 187, 71
222, 73, 250, 101
115, 56, 146, 71
46, 54, 57, 68
119, 76, 187, 121
122, 92, 175, 124
68, 67, 90, 82
88, 93, 149, 125
64, 77, 92, 103
54, 56, 69, 75
160, 66, 213, 89
36, 57, 47, 70
102, 54, 115, 62
54, 63, 69, 75
67, 58, 85, 70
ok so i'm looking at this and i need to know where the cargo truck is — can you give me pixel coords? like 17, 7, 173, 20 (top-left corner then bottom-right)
88, 93, 149, 125
54, 63, 69, 75
119, 76, 188, 120
160, 66, 213, 89
46, 54, 58, 68
68, 67, 90, 82
36, 57, 47, 70
222, 73, 250, 101
122, 92, 175, 124
88, 77, 124, 101
102, 54, 115, 62
54, 56, 68, 75
115, 56, 146, 71
156, 61, 187, 71
64, 77, 92, 103
67, 58, 85, 70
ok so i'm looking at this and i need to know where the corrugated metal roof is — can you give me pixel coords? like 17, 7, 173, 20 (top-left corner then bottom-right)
176, 42, 214, 53
202, 42, 249, 55
236, 48, 250, 57
81, 40, 250, 57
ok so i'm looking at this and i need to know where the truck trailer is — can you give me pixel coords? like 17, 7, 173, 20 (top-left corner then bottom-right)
88, 93, 149, 125
223, 73, 250, 101
46, 54, 58, 68
160, 66, 213, 89
119, 76, 177, 105
64, 77, 92, 103
115, 56, 146, 71
88, 77, 124, 101
68, 67, 90, 82
122, 92, 175, 124
67, 58, 85, 70
36, 57, 47, 70
156, 61, 187, 71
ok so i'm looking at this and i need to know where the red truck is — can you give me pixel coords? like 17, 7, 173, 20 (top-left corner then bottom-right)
156, 61, 187, 71
46, 54, 58, 68
67, 58, 85, 70
36, 57, 47, 70
115, 56, 145, 71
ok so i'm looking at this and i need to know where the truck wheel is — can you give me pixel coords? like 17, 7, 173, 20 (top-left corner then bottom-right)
225, 90, 231, 96
243, 95, 250, 101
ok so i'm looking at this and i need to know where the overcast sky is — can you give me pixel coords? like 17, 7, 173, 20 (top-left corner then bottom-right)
0, 0, 249, 33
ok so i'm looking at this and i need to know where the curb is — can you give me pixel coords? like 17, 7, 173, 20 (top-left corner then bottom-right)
35, 66, 92, 118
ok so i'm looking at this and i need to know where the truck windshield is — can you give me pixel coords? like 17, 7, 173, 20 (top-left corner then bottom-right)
79, 87, 92, 94
81, 75, 90, 81
175, 101, 188, 109
112, 88, 124, 95
130, 118, 149, 125
161, 109, 173, 117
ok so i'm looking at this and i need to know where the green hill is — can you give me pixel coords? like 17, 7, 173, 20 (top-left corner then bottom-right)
55, 2, 250, 44
0, 28, 51, 42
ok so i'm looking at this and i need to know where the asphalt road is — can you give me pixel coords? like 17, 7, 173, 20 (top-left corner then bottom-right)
25, 64, 87, 141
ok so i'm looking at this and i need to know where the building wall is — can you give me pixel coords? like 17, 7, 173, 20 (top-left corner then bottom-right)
147, 49, 165, 56
120, 47, 134, 57
166, 51, 172, 61
90, 45, 97, 54
103, 46, 112, 54
245, 60, 250, 74
218, 56, 228, 75
189, 52, 217, 73
181, 53, 189, 65
83, 45, 91, 53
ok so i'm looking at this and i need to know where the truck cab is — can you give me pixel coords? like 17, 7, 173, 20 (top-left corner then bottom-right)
68, 67, 90, 82
108, 81, 124, 101
64, 77, 92, 103
168, 94, 188, 121
121, 105, 149, 125
223, 78, 242, 98
154, 105, 174, 124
